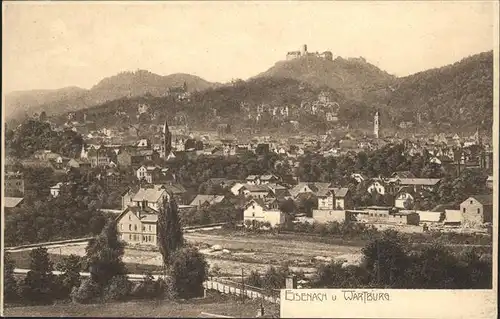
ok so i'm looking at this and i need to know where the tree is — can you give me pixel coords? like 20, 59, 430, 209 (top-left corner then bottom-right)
362, 230, 410, 288
84, 221, 126, 289
157, 194, 184, 267
103, 275, 132, 301
3, 252, 18, 303
19, 247, 56, 304
55, 254, 82, 298
168, 246, 208, 299
247, 270, 263, 288
261, 266, 288, 292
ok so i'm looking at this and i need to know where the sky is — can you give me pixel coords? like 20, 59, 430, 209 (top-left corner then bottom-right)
2, 1, 497, 93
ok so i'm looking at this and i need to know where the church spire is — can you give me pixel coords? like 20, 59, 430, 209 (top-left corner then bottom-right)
161, 118, 172, 158
374, 110, 380, 139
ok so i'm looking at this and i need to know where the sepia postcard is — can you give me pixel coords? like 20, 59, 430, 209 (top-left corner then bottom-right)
1, 1, 498, 318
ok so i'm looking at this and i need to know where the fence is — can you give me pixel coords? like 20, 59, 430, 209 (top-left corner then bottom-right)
203, 278, 280, 304
5, 237, 94, 251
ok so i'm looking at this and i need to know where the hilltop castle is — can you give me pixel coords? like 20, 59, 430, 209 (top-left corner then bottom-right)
286, 44, 333, 61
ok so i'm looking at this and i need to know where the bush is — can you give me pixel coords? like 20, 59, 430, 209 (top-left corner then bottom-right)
71, 278, 101, 304
3, 252, 19, 303
169, 246, 208, 299
103, 275, 132, 301
130, 272, 162, 299
246, 270, 262, 288
18, 247, 56, 305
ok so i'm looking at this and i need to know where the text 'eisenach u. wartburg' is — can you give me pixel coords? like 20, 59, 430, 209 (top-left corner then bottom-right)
284, 290, 391, 303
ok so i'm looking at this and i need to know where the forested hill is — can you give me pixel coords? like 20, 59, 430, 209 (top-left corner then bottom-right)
386, 51, 493, 133
255, 55, 397, 102
55, 77, 373, 134
4, 87, 87, 121
4, 70, 219, 121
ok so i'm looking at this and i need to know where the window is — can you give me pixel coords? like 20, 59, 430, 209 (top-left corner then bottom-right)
129, 224, 132, 231
470, 200, 473, 204
129, 215, 131, 220
134, 225, 137, 231
463, 208, 466, 213
142, 226, 145, 231
477, 208, 480, 214
149, 225, 152, 231
129, 234, 132, 240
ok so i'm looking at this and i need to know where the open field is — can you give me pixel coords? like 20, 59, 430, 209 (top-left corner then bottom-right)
8, 230, 364, 276
4, 291, 279, 318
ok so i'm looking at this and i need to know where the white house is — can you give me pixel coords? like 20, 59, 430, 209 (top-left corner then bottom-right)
50, 182, 64, 197
243, 199, 285, 228
116, 205, 158, 246
317, 189, 334, 210
367, 179, 395, 195
230, 183, 246, 196
136, 165, 161, 184
394, 189, 415, 209
351, 173, 367, 183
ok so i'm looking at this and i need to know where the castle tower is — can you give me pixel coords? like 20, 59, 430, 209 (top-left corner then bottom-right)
161, 118, 172, 158
301, 44, 307, 56
374, 110, 380, 139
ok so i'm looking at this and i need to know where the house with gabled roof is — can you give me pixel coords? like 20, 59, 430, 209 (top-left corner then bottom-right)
394, 186, 416, 209
367, 178, 397, 195
136, 165, 162, 184
129, 185, 169, 212
189, 195, 226, 208
116, 205, 159, 246
460, 194, 493, 228
245, 184, 272, 199
243, 199, 285, 228
329, 187, 352, 209
289, 182, 331, 198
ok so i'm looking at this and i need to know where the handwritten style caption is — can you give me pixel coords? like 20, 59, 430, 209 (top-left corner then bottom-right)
284, 289, 391, 304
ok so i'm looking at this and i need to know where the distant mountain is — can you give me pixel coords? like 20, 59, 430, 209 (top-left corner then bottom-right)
4, 70, 219, 120
255, 55, 396, 101
91, 70, 216, 96
386, 51, 493, 133
4, 87, 87, 120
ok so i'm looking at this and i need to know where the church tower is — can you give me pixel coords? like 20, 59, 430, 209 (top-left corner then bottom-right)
374, 110, 380, 139
161, 118, 172, 158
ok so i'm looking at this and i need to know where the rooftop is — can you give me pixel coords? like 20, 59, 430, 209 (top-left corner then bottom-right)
4, 197, 24, 208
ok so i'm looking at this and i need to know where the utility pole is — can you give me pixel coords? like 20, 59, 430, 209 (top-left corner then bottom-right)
241, 268, 245, 303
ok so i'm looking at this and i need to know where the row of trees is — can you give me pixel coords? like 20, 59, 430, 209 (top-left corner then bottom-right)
4, 194, 209, 305
312, 230, 492, 289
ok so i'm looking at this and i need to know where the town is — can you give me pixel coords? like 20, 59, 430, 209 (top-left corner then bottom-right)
4, 109, 494, 237
2, 2, 496, 317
